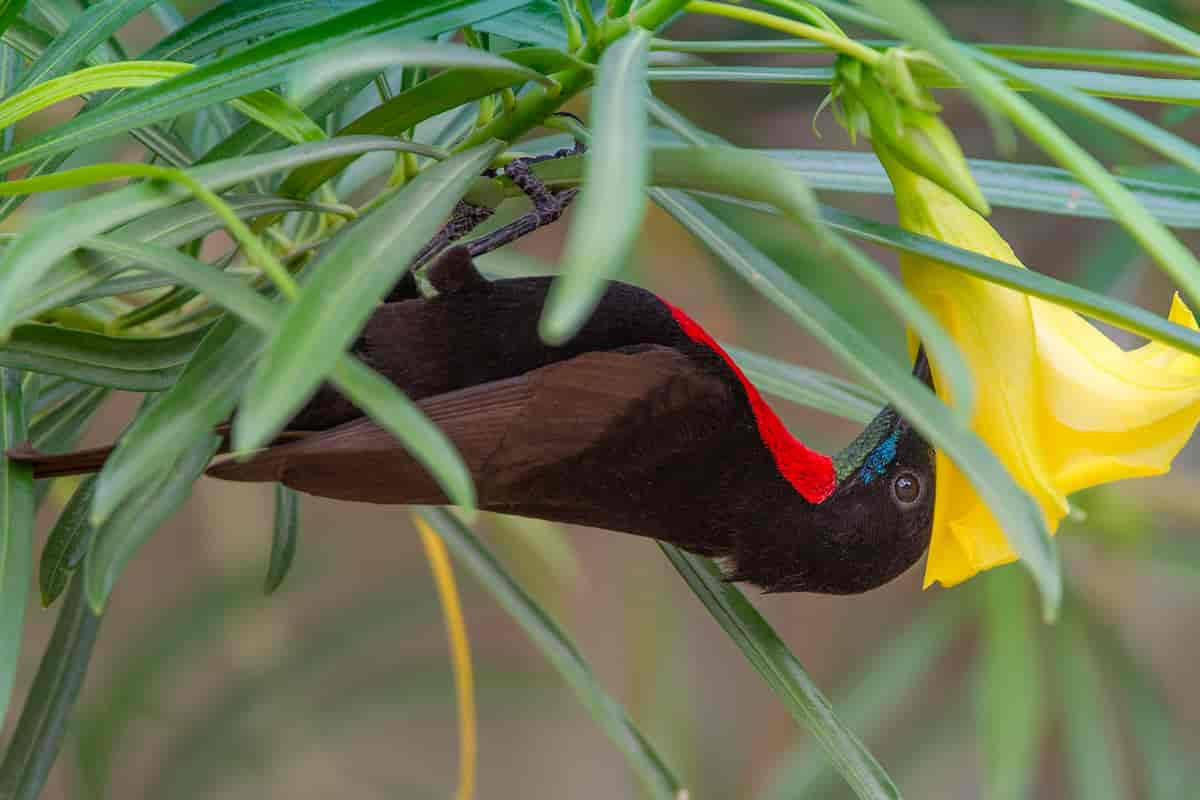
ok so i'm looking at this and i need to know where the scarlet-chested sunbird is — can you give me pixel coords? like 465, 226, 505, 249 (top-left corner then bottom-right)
12, 246, 935, 595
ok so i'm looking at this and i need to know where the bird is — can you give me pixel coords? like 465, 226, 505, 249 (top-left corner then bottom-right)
12, 244, 936, 595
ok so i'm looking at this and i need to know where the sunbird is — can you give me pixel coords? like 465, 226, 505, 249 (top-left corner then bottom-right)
10, 147, 936, 595
13, 243, 935, 595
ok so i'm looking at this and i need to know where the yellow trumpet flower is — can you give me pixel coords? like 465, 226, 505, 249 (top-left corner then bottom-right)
878, 149, 1200, 587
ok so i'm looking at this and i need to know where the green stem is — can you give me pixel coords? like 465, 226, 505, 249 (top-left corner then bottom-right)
685, 1, 880, 65
456, 0, 691, 150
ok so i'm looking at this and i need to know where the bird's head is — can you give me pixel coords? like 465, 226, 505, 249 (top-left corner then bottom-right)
727, 353, 936, 595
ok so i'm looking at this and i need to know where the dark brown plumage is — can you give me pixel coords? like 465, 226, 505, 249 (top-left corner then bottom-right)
11, 247, 936, 594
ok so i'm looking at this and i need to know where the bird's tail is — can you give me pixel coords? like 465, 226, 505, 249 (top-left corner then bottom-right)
5, 427, 313, 480
6, 441, 118, 479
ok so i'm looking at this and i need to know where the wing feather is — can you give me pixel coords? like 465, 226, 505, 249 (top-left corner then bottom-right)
207, 345, 732, 511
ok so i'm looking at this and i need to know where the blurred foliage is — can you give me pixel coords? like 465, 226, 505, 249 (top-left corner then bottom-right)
0, 1, 1197, 799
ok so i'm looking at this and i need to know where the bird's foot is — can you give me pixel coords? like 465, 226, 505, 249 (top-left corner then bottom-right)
466, 132, 585, 258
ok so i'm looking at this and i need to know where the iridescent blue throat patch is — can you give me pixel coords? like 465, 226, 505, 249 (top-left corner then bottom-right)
860, 430, 900, 485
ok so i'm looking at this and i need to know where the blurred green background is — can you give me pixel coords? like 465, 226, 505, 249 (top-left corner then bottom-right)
7, 1, 1200, 798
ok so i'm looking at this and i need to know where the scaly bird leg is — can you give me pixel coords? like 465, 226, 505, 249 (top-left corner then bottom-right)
466, 138, 585, 259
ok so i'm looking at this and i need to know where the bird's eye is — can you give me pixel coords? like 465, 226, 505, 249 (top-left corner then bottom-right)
891, 471, 922, 507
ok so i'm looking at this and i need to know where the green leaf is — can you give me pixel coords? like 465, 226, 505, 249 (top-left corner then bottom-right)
1056, 608, 1131, 800
278, 67, 530, 198
817, 204, 1200, 362
0, 324, 208, 391
81, 238, 476, 526
0, 573, 102, 800
0, 135, 421, 336
830, 0, 1200, 314
660, 546, 899, 800
975, 569, 1044, 800
84, 433, 221, 612
646, 64, 1200, 106
288, 40, 556, 107
198, 73, 376, 165
652, 189, 1060, 618
1068, 0, 1200, 58
236, 140, 503, 453
416, 507, 683, 800
12, 0, 158, 92
143, 0, 372, 63
726, 345, 882, 425
759, 599, 964, 800
0, 368, 34, 730
264, 485, 299, 594
26, 194, 338, 321
644, 145, 976, 429
971, 50, 1200, 180
39, 476, 99, 607
331, 357, 479, 512
652, 39, 1200, 76
767, 149, 1200, 228
0, 0, 27, 41
476, 0, 572, 47
89, 315, 257, 527
0, 0, 529, 175
541, 27, 651, 344
29, 387, 108, 454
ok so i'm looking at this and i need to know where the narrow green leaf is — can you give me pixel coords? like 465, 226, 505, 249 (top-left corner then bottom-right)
13, 0, 158, 92
542, 27, 651, 343
768, 149, 1200, 228
417, 507, 683, 800
264, 485, 299, 594
760, 599, 963, 800
0, 573, 102, 800
0, 0, 27, 40
0, 135, 421, 335
661, 546, 899, 800
653, 39, 1200, 76
28, 387, 108, 511
330, 358, 479, 513
0, 0, 528, 174
288, 40, 556, 107
817, 204, 1200, 362
236, 140, 503, 454
84, 434, 220, 612
476, 0, 574, 47
143, 0, 372, 63
26, 194, 338, 321
89, 316, 257, 526
1056, 608, 1131, 800
198, 73, 376, 165
0, 368, 34, 730
1068, 0, 1200, 58
653, 189, 1060, 618
727, 345, 881, 425
82, 238, 476, 526
647, 64, 1200, 106
972, 49, 1200, 180
39, 476, 99, 607
832, 0, 1200, 314
279, 68, 529, 198
645, 146, 976, 427
29, 387, 107, 453
975, 568, 1044, 800
0, 324, 207, 391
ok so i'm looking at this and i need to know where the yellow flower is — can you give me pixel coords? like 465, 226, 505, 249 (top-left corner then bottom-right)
878, 149, 1200, 588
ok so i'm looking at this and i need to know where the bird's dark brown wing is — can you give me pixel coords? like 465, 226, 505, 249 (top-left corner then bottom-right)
207, 345, 735, 519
